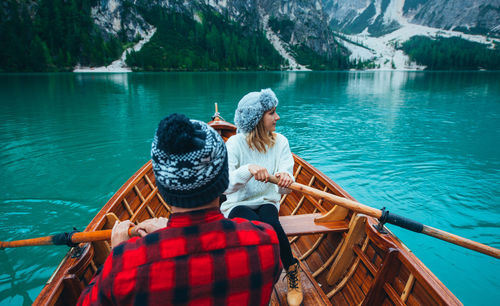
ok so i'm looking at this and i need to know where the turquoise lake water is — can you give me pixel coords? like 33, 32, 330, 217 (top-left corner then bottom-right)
0, 72, 499, 305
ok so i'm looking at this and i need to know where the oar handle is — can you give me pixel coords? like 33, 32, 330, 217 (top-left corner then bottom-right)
0, 227, 139, 249
71, 227, 139, 243
268, 175, 500, 259
268, 175, 382, 218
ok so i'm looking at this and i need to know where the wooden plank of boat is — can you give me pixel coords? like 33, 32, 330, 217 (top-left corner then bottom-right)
279, 214, 349, 236
33, 117, 462, 305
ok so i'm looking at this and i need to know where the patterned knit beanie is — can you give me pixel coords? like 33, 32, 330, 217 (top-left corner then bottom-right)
234, 88, 279, 133
151, 113, 229, 208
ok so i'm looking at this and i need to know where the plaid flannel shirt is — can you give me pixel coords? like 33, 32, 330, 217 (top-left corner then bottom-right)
77, 207, 282, 305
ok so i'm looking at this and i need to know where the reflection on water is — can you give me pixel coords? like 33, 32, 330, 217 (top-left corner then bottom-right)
0, 72, 499, 305
0, 199, 90, 305
0, 250, 34, 306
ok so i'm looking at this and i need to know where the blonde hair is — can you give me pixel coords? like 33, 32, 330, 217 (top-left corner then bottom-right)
246, 118, 276, 153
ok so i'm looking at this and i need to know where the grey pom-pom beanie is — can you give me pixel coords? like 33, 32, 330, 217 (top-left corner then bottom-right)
234, 88, 279, 133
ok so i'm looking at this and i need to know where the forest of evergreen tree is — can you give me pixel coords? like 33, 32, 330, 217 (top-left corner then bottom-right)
0, 0, 351, 72
125, 8, 285, 71
400, 36, 500, 70
0, 0, 122, 72
1, 0, 499, 72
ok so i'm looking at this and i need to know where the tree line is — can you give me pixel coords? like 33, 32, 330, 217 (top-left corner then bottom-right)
0, 0, 123, 72
400, 36, 500, 70
7, 1, 498, 72
0, 1, 351, 72
126, 8, 285, 71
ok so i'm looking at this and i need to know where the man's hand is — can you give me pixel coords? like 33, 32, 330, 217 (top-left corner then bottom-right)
111, 220, 133, 248
136, 217, 168, 237
248, 164, 270, 182
275, 172, 293, 188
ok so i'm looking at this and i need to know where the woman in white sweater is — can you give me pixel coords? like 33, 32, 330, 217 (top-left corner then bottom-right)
221, 88, 303, 306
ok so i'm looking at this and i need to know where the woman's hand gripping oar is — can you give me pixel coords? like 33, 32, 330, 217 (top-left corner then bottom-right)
268, 175, 500, 259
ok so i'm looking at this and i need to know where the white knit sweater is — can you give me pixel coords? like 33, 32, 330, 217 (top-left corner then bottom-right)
220, 133, 294, 217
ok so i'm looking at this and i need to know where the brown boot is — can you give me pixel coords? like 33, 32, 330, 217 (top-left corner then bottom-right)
285, 262, 303, 306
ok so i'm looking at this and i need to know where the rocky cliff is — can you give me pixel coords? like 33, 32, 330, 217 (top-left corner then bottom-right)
91, 0, 345, 68
405, 0, 500, 35
2, 0, 498, 71
323, 0, 500, 37
318, 0, 500, 70
89, 0, 499, 71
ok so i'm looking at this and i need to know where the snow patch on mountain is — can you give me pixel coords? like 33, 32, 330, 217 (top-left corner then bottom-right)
260, 11, 310, 71
372, 1, 382, 22
383, 0, 405, 25
336, 0, 500, 70
341, 32, 422, 70
74, 28, 156, 72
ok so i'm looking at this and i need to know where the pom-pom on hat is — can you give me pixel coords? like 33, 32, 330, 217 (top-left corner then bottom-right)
234, 88, 279, 133
151, 113, 229, 208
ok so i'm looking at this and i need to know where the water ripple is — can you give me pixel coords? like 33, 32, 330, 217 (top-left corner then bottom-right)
1, 71, 499, 305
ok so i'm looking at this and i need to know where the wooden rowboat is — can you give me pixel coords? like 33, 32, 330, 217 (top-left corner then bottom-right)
33, 116, 461, 305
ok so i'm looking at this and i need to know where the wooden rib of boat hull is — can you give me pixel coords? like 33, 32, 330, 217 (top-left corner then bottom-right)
33, 119, 461, 305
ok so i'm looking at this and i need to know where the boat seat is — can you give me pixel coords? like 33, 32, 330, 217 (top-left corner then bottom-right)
279, 213, 349, 236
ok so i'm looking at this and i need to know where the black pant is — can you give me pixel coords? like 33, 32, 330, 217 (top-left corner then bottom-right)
229, 204, 296, 270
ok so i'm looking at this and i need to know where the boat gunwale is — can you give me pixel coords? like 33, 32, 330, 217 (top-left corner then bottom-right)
34, 119, 461, 305
34, 161, 153, 305
363, 217, 461, 304
85, 160, 154, 232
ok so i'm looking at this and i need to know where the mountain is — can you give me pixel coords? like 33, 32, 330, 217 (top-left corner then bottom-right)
323, 0, 500, 37
403, 0, 500, 36
1, 0, 499, 72
87, 0, 350, 71
321, 0, 500, 69
67, 0, 500, 71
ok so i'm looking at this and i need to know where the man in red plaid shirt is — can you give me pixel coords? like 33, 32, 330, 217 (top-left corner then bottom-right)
77, 114, 282, 306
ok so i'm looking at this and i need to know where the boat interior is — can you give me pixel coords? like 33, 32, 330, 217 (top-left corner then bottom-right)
33, 120, 460, 305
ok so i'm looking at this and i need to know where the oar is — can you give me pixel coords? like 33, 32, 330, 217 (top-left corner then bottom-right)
269, 175, 500, 259
0, 227, 139, 249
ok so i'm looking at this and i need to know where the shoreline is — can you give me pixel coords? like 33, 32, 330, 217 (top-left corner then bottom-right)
70, 68, 500, 73
4, 69, 500, 74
